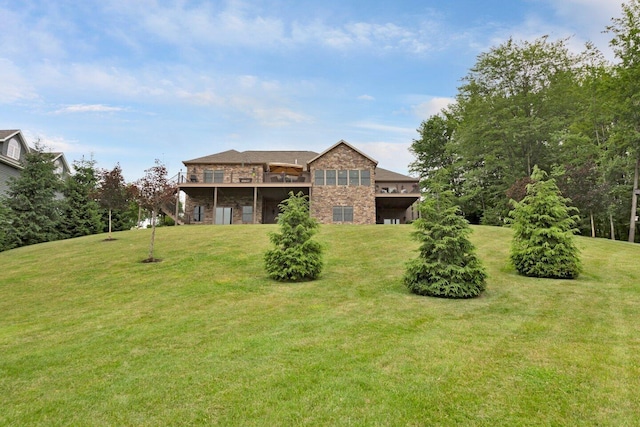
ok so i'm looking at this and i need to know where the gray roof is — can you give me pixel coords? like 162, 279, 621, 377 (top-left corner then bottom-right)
0, 129, 20, 140
184, 149, 319, 166
184, 146, 417, 181
376, 168, 418, 182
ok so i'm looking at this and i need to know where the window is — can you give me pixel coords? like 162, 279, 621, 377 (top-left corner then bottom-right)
314, 170, 324, 185
242, 206, 253, 223
349, 170, 360, 186
326, 170, 336, 185
7, 140, 20, 160
333, 206, 353, 222
193, 205, 205, 222
338, 170, 348, 185
361, 170, 370, 186
384, 219, 400, 224
204, 170, 213, 183
214, 170, 224, 183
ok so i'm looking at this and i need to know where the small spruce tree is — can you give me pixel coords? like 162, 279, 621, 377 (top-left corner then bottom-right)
264, 192, 323, 281
509, 166, 581, 279
59, 158, 104, 239
403, 195, 487, 298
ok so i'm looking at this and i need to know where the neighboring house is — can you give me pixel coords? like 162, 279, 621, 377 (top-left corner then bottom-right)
0, 129, 72, 198
0, 130, 30, 197
178, 140, 420, 225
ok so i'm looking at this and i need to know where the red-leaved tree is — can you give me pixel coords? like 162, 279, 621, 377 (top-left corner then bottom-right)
134, 160, 176, 262
96, 164, 130, 240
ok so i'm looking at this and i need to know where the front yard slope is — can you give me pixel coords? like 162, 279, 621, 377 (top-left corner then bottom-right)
1, 225, 639, 426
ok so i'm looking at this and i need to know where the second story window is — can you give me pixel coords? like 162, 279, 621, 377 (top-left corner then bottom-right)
338, 170, 348, 185
361, 170, 370, 186
314, 170, 324, 185
204, 170, 214, 183
7, 140, 20, 160
214, 170, 224, 183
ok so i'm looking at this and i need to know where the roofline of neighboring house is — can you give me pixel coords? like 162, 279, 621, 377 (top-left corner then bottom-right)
0, 154, 24, 170
0, 129, 31, 153
50, 152, 71, 174
307, 139, 379, 167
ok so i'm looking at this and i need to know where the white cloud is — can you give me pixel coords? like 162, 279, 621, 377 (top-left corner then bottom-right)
353, 121, 415, 136
0, 59, 39, 103
412, 97, 455, 119
54, 104, 127, 114
21, 130, 113, 156
358, 94, 375, 101
357, 141, 415, 175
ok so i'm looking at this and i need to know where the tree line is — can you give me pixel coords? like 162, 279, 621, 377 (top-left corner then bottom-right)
410, 0, 640, 242
0, 144, 176, 257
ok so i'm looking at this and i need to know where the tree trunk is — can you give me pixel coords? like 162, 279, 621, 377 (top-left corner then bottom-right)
590, 211, 595, 238
610, 213, 616, 240
148, 208, 157, 260
628, 157, 639, 243
108, 208, 112, 239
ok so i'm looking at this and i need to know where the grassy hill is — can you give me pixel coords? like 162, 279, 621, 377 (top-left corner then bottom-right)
1, 225, 639, 426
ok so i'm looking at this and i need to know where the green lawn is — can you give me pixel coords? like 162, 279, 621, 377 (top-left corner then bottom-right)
1, 225, 639, 426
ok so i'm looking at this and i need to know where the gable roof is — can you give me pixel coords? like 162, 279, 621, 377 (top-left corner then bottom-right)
184, 149, 319, 166
0, 129, 30, 168
51, 152, 71, 175
0, 129, 21, 140
307, 140, 378, 166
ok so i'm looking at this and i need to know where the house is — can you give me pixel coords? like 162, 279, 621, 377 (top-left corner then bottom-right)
0, 130, 30, 197
0, 129, 72, 198
178, 140, 420, 225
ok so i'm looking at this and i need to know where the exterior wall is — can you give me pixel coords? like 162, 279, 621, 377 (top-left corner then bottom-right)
309, 144, 376, 224
0, 135, 27, 197
186, 163, 264, 183
0, 162, 21, 197
183, 187, 263, 224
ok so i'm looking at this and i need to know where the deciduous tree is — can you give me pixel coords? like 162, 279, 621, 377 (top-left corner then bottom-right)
134, 160, 176, 262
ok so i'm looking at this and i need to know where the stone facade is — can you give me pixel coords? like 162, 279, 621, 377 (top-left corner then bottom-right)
186, 163, 264, 184
184, 187, 263, 224
308, 144, 376, 224
178, 140, 419, 225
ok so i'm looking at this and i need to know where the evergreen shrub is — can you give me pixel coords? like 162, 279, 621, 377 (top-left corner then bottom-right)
509, 166, 581, 279
264, 192, 323, 281
403, 197, 487, 298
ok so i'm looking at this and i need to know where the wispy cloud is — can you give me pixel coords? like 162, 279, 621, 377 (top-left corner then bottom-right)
353, 121, 415, 136
54, 104, 128, 114
358, 94, 375, 101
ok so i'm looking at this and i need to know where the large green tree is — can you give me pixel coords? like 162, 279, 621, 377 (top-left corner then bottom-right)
59, 159, 103, 239
606, 0, 640, 242
3, 144, 62, 249
454, 36, 585, 223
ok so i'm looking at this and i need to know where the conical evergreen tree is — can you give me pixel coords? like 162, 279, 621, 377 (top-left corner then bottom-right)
264, 192, 323, 281
404, 195, 487, 298
4, 144, 62, 249
59, 159, 104, 239
509, 166, 581, 279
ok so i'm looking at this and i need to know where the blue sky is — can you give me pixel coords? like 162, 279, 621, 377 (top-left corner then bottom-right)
0, 0, 625, 180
